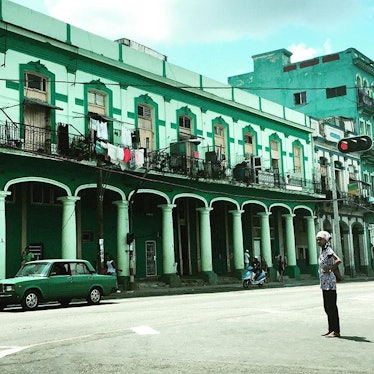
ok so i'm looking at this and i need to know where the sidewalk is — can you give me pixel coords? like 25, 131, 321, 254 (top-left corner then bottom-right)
106, 274, 374, 300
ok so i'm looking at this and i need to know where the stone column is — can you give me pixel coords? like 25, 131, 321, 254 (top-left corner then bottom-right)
347, 223, 355, 276
0, 191, 11, 279
283, 213, 300, 279
363, 223, 374, 276
113, 200, 129, 284
258, 212, 275, 280
229, 209, 244, 274
305, 215, 318, 277
158, 204, 180, 286
58, 196, 80, 259
197, 207, 217, 284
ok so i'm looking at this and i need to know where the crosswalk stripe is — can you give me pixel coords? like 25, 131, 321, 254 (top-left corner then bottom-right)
0, 346, 28, 358
131, 326, 160, 335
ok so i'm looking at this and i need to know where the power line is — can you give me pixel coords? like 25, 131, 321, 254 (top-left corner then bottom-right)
0, 78, 366, 91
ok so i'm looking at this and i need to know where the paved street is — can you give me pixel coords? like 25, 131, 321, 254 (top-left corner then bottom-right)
1, 282, 373, 373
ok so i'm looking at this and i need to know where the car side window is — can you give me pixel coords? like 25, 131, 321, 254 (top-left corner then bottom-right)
50, 263, 70, 276
73, 262, 89, 275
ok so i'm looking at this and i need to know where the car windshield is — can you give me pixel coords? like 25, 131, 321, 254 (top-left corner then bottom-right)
15, 262, 50, 277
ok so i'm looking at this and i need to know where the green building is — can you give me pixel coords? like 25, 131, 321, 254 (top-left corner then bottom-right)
0, 1, 327, 286
229, 48, 374, 276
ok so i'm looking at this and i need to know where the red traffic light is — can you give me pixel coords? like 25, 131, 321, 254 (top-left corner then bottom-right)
337, 135, 373, 153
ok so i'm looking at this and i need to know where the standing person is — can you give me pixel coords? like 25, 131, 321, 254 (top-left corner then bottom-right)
316, 230, 342, 338
21, 247, 34, 266
277, 255, 285, 282
244, 250, 250, 269
261, 256, 268, 279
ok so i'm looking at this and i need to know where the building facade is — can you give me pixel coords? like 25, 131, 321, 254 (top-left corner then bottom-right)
1, 1, 324, 285
229, 48, 374, 276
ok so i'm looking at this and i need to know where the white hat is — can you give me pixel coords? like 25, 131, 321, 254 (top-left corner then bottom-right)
316, 230, 331, 241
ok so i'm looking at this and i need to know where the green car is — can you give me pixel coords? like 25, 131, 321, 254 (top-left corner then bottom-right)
0, 259, 117, 311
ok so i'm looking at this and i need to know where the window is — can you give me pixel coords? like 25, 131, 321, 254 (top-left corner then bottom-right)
88, 90, 106, 115
137, 104, 153, 152
366, 122, 371, 136
359, 119, 365, 135
244, 133, 254, 156
24, 72, 48, 104
214, 126, 224, 136
138, 104, 151, 119
293, 145, 302, 174
334, 161, 343, 191
270, 140, 280, 170
214, 125, 226, 161
24, 72, 47, 92
82, 231, 94, 242
71, 262, 90, 275
294, 91, 307, 105
326, 85, 347, 99
179, 115, 191, 129
348, 165, 356, 180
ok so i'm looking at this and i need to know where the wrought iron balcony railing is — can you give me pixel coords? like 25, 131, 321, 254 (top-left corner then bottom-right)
357, 88, 374, 112
0, 120, 91, 160
0, 120, 321, 194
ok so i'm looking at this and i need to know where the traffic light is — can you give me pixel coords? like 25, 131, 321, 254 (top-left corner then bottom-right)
337, 135, 373, 153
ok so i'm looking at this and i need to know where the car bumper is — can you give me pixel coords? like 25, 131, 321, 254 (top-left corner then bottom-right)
0, 292, 19, 305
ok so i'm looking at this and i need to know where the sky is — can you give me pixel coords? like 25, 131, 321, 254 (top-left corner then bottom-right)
9, 0, 374, 83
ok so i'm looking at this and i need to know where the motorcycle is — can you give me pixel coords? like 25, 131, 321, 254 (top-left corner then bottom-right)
242, 266, 267, 288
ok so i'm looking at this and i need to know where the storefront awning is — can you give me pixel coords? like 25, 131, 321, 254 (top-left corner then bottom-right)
23, 98, 63, 110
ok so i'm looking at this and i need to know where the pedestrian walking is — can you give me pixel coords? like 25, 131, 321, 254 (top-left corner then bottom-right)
277, 255, 285, 282
261, 256, 269, 279
316, 230, 342, 338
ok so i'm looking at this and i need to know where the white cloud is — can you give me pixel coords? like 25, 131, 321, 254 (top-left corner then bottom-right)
40, 0, 366, 46
288, 43, 318, 62
44, 0, 175, 43
288, 39, 334, 62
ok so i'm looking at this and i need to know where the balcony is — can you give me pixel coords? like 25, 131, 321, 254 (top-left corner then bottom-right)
357, 88, 374, 113
319, 186, 372, 211
0, 120, 91, 160
0, 121, 321, 195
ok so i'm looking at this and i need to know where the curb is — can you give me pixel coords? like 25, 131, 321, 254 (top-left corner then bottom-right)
104, 276, 374, 300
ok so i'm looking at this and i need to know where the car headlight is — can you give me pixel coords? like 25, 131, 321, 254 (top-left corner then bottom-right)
4, 285, 15, 292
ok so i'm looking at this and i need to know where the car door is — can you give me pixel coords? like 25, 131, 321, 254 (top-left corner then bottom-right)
48, 262, 73, 299
69, 262, 94, 297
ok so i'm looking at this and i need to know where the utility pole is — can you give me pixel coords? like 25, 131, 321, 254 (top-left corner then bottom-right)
97, 167, 104, 273
330, 157, 343, 275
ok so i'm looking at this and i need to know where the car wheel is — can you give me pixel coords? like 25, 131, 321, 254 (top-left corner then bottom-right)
59, 299, 71, 307
21, 290, 40, 311
87, 287, 101, 305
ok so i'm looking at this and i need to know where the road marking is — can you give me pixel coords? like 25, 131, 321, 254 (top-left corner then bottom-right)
259, 308, 286, 314
0, 346, 28, 358
131, 326, 160, 335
